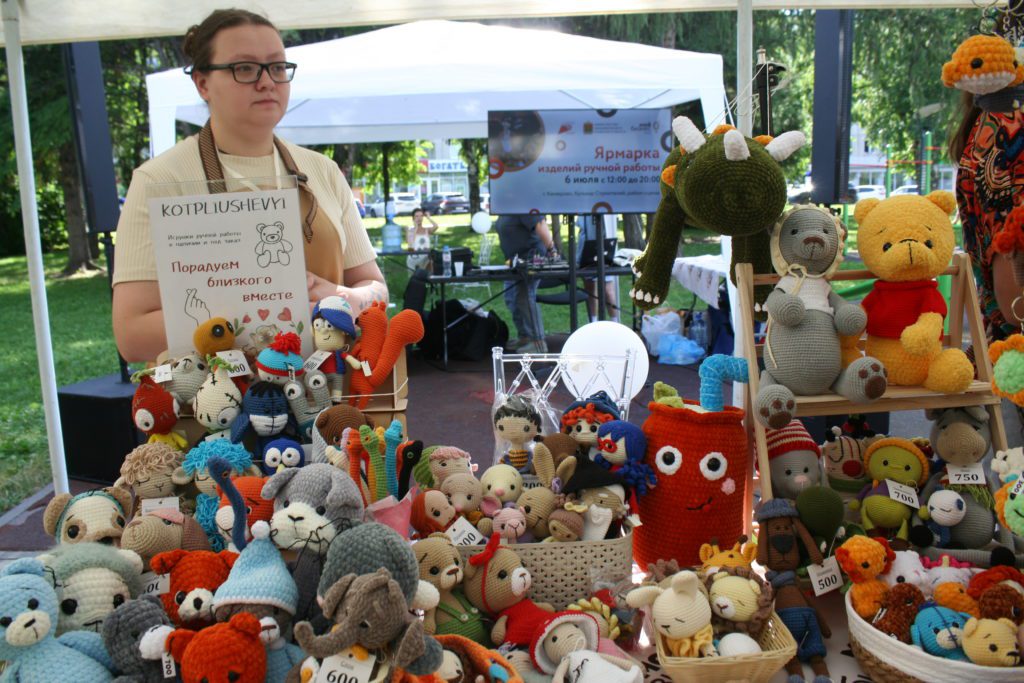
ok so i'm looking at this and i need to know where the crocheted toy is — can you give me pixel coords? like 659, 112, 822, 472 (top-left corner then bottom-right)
754, 498, 832, 682
854, 192, 974, 393
757, 205, 886, 429
0, 558, 115, 682
43, 487, 132, 547
115, 443, 186, 515
120, 509, 211, 566
347, 303, 424, 409
413, 534, 490, 646
992, 447, 1024, 484
979, 583, 1024, 624
441, 473, 486, 526
131, 375, 186, 451
629, 116, 804, 309
593, 420, 656, 502
872, 583, 925, 643
820, 426, 870, 493
101, 594, 172, 683
835, 535, 895, 620
636, 389, 746, 567
910, 604, 971, 660
963, 617, 1021, 666
529, 611, 641, 681
934, 582, 980, 617
546, 509, 584, 543
463, 534, 554, 647
920, 488, 967, 547
849, 437, 929, 540
162, 612, 267, 683
882, 550, 929, 592
428, 446, 475, 486
259, 436, 304, 475
412, 489, 458, 538
213, 475, 273, 551
310, 295, 362, 402
626, 570, 717, 658
479, 465, 524, 506
192, 316, 236, 357
705, 566, 773, 640
763, 420, 822, 499
560, 391, 620, 456
698, 536, 757, 576
151, 549, 237, 628
37, 543, 144, 636
191, 356, 245, 439
516, 486, 558, 540
230, 380, 294, 446
166, 352, 210, 408
494, 395, 542, 473
995, 480, 1024, 536
941, 34, 1024, 94
255, 332, 305, 386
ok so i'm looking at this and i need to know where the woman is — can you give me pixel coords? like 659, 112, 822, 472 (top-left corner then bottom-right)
112, 9, 386, 362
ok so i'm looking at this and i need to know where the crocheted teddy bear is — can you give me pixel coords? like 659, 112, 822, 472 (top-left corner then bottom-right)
630, 116, 804, 309
756, 205, 887, 429
626, 570, 717, 658
854, 192, 974, 393
412, 534, 490, 646
151, 549, 238, 629
43, 487, 132, 547
871, 582, 925, 643
835, 535, 895, 620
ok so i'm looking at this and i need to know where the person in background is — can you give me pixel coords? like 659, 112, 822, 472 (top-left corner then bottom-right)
111, 8, 385, 363
576, 213, 620, 323
496, 213, 554, 353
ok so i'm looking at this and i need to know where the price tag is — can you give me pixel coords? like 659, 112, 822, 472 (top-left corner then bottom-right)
886, 480, 920, 509
304, 350, 332, 373
140, 496, 179, 515
947, 462, 986, 486
1011, 477, 1024, 498
446, 516, 487, 547
316, 649, 378, 683
139, 572, 170, 597
161, 651, 177, 679
361, 360, 372, 378
807, 556, 842, 597
153, 364, 173, 383
216, 349, 251, 378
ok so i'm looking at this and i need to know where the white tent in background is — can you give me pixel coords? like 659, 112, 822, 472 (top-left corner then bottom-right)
146, 20, 727, 153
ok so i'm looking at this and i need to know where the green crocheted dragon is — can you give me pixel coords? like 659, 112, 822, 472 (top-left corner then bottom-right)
630, 117, 806, 309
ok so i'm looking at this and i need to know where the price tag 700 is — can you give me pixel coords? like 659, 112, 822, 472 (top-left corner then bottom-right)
886, 480, 920, 509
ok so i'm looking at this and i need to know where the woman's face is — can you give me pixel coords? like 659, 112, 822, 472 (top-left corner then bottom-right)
193, 25, 290, 135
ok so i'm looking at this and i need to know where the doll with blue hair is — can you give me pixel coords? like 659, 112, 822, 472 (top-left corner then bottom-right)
594, 420, 657, 501
175, 440, 260, 551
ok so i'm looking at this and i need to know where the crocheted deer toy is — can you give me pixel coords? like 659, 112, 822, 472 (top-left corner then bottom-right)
347, 302, 424, 409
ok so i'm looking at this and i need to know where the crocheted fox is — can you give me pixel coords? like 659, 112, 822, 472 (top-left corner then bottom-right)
348, 303, 424, 409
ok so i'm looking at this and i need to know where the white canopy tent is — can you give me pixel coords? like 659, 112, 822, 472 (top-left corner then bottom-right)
146, 20, 728, 154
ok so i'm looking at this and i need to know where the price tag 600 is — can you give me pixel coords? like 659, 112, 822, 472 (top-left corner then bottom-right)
947, 463, 986, 486
316, 650, 378, 683
808, 556, 842, 597
886, 480, 920, 509
446, 516, 487, 547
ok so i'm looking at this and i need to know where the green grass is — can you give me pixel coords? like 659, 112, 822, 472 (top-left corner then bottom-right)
0, 249, 119, 512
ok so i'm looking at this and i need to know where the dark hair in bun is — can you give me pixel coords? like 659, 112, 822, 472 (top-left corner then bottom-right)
183, 9, 277, 72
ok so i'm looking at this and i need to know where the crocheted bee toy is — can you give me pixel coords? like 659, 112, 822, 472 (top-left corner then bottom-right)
630, 117, 804, 309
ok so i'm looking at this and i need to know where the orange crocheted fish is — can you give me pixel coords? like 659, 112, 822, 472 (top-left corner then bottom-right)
942, 34, 1024, 95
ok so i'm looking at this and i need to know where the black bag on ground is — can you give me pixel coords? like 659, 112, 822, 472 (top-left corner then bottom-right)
420, 299, 509, 361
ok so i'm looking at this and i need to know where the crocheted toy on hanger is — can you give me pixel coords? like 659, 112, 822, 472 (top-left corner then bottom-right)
942, 34, 1024, 95
310, 295, 362, 402
347, 302, 424, 409
855, 192, 974, 393
131, 374, 186, 451
757, 205, 887, 429
630, 116, 805, 310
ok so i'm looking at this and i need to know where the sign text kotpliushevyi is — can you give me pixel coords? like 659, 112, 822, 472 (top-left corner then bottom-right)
160, 195, 286, 217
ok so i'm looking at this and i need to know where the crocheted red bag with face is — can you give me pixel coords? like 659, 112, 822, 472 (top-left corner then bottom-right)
635, 401, 748, 567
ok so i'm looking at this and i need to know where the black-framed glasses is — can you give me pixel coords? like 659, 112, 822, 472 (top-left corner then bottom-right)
185, 61, 297, 84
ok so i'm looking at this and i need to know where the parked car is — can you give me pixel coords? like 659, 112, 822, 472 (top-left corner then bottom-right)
891, 184, 920, 196
422, 192, 470, 214
855, 184, 886, 201
367, 191, 419, 217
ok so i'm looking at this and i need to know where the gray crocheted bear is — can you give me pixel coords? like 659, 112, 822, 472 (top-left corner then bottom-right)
755, 206, 888, 428
102, 595, 174, 683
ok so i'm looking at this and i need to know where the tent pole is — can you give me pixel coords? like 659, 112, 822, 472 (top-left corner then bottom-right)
2, 0, 69, 495
737, 0, 753, 136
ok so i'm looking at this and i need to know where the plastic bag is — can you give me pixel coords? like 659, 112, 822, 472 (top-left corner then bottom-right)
656, 333, 706, 366
641, 311, 681, 356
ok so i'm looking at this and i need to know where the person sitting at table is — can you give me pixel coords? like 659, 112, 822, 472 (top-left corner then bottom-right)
576, 213, 620, 323
496, 213, 555, 354
406, 207, 438, 270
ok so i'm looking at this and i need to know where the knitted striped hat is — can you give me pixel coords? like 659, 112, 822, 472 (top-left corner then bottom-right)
212, 521, 298, 615
765, 420, 820, 460
255, 332, 304, 378
312, 296, 356, 336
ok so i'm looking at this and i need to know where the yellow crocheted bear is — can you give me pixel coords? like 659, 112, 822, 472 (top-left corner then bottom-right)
854, 192, 974, 393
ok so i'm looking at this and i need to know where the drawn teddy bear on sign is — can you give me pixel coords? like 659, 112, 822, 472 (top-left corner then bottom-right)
254, 221, 292, 267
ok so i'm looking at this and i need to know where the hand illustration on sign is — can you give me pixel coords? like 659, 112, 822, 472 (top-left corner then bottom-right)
183, 288, 211, 325
254, 220, 293, 267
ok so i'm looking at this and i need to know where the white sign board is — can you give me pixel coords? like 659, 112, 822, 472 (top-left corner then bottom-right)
488, 108, 672, 214
148, 182, 312, 358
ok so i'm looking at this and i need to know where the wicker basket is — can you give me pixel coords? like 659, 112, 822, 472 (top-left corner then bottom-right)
845, 591, 1024, 683
654, 612, 796, 683
457, 532, 632, 610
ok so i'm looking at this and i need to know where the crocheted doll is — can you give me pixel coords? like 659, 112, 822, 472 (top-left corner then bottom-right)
120, 509, 211, 565
43, 487, 132, 547
849, 437, 929, 540
152, 548, 238, 629
493, 395, 542, 473
132, 374, 186, 451
872, 583, 925, 643
310, 295, 362, 402
560, 391, 619, 456
0, 558, 116, 682
835, 535, 895, 620
756, 205, 887, 429
705, 566, 774, 640
102, 594, 172, 683
115, 442, 186, 516
854, 192, 974, 393
441, 473, 486, 526
411, 489, 458, 538
630, 116, 804, 310
910, 605, 971, 661
963, 617, 1021, 666
412, 534, 491, 646
346, 302, 425, 410
764, 419, 823, 499
626, 570, 717, 658
942, 34, 1024, 94
593, 420, 656, 502
255, 332, 305, 386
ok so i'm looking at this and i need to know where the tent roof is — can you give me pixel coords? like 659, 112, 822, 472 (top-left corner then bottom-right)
146, 20, 727, 152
